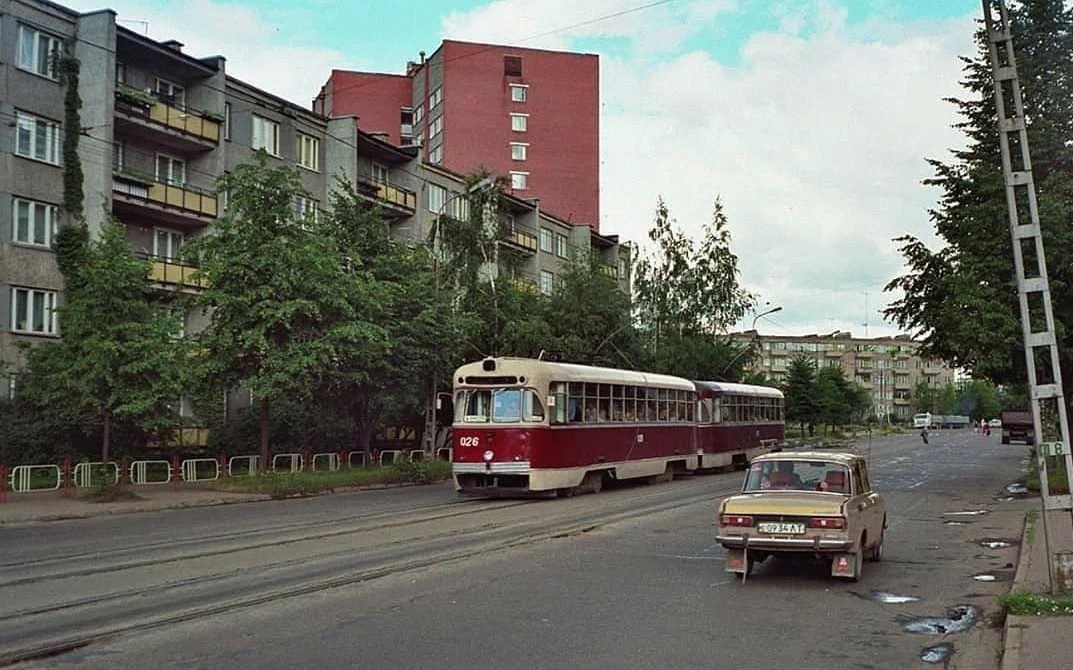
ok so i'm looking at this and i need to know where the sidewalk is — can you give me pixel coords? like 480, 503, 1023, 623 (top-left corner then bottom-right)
0, 486, 270, 525
1002, 508, 1073, 670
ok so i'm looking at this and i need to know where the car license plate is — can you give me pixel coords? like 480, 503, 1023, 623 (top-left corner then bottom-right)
758, 522, 805, 534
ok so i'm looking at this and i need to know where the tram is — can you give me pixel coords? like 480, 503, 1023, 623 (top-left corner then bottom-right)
693, 381, 784, 469
451, 357, 784, 497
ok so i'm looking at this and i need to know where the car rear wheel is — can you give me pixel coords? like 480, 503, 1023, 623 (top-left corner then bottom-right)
867, 527, 884, 562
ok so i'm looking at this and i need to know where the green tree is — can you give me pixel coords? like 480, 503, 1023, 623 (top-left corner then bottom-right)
187, 156, 380, 467
783, 354, 819, 434
956, 378, 1002, 420
543, 253, 642, 367
814, 365, 853, 432
884, 1, 1073, 392
633, 197, 754, 347
912, 381, 938, 414
317, 186, 463, 452
18, 222, 185, 461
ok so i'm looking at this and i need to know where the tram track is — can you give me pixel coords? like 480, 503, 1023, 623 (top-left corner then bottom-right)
0, 478, 738, 667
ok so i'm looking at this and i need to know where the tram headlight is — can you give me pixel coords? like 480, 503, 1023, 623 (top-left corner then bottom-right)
483, 450, 495, 462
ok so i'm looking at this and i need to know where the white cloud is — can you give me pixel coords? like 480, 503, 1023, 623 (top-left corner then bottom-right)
65, 0, 356, 106
442, 0, 737, 53
444, 0, 977, 337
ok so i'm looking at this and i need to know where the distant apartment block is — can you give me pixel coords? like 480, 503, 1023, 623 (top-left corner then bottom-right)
0, 0, 631, 431
315, 40, 601, 231
732, 330, 956, 421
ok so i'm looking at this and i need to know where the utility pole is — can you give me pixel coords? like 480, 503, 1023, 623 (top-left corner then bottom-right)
982, 0, 1073, 593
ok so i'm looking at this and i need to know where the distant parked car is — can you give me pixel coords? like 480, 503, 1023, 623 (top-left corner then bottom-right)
988, 419, 1002, 428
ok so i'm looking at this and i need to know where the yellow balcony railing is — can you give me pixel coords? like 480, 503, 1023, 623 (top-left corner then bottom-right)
597, 264, 619, 279
114, 173, 218, 218
146, 257, 208, 290
358, 177, 416, 211
115, 86, 221, 143
509, 278, 539, 294
503, 229, 537, 253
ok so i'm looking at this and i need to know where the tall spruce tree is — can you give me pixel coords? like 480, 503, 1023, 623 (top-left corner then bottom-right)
884, 1, 1073, 392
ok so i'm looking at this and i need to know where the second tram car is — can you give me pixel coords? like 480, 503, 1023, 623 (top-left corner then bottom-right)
451, 357, 786, 498
451, 357, 698, 496
693, 381, 784, 469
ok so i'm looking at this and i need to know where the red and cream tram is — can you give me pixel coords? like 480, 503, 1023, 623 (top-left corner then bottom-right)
693, 381, 785, 469
451, 357, 698, 496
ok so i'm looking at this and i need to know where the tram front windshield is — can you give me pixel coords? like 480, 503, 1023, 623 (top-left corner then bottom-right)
456, 388, 545, 424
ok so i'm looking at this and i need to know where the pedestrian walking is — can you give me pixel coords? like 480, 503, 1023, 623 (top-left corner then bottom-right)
920, 426, 929, 445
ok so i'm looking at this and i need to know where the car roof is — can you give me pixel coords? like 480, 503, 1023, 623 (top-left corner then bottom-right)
753, 451, 861, 466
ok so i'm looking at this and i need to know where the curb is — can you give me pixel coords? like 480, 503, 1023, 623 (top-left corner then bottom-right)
0, 493, 272, 527
1001, 510, 1034, 670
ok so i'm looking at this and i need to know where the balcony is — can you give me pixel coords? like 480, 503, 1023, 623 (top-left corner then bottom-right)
509, 277, 538, 294
114, 85, 221, 149
356, 177, 416, 217
597, 263, 619, 279
141, 254, 208, 292
502, 228, 537, 254
113, 171, 218, 224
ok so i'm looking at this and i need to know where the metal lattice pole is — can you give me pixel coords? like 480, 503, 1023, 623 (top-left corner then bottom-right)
982, 0, 1073, 592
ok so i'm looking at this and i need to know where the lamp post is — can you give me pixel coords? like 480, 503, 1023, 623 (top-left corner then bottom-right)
720, 305, 783, 380
425, 177, 497, 455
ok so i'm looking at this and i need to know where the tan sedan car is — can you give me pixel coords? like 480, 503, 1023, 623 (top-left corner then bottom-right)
716, 452, 886, 581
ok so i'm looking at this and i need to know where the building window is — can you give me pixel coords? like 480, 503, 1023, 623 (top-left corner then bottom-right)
297, 133, 320, 171
539, 229, 553, 253
370, 163, 389, 184
510, 84, 528, 102
12, 198, 59, 248
429, 86, 443, 109
17, 25, 60, 79
224, 103, 232, 141
15, 112, 60, 165
510, 142, 528, 161
252, 115, 280, 156
427, 183, 447, 213
400, 107, 414, 140
539, 270, 554, 296
155, 78, 186, 108
429, 144, 443, 165
429, 116, 443, 138
155, 154, 186, 185
294, 196, 318, 224
153, 228, 185, 260
510, 113, 528, 132
10, 287, 58, 335
510, 171, 529, 190
113, 142, 125, 170
116, 62, 126, 84
555, 233, 568, 258
504, 55, 523, 77
414, 104, 424, 125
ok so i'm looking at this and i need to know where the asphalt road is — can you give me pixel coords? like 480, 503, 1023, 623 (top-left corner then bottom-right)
1, 429, 1034, 669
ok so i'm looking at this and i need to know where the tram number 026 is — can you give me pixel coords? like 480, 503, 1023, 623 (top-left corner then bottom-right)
458, 436, 480, 447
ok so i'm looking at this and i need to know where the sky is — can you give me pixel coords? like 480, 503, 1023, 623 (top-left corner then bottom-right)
65, 0, 985, 338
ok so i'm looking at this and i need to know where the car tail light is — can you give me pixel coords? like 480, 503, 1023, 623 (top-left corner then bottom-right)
720, 514, 754, 527
808, 517, 846, 529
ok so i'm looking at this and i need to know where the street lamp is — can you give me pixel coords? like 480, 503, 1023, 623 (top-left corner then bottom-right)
720, 305, 783, 380
426, 177, 498, 455
752, 305, 783, 331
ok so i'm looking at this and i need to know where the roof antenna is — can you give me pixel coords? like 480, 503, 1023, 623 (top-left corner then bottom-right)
118, 19, 149, 35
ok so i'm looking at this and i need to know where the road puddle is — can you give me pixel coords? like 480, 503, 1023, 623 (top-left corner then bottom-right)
869, 590, 921, 604
920, 642, 954, 664
943, 510, 989, 517
944, 520, 970, 526
977, 538, 1019, 549
973, 574, 998, 582
1005, 482, 1029, 495
900, 605, 979, 634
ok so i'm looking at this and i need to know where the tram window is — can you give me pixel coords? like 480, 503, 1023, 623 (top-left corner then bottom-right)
522, 390, 545, 422
492, 389, 522, 423
551, 382, 569, 424
463, 390, 492, 423
712, 398, 722, 423
698, 398, 711, 424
